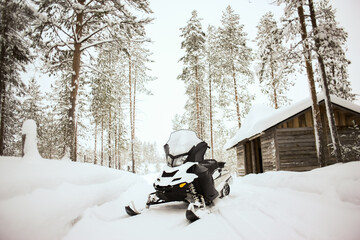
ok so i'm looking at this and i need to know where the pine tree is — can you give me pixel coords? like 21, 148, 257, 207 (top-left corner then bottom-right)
218, 6, 254, 128
124, 36, 154, 173
255, 12, 294, 109
314, 0, 355, 101
308, 0, 342, 162
0, 0, 34, 155
90, 44, 127, 167
178, 10, 207, 139
276, 0, 326, 166
22, 77, 45, 156
205, 25, 223, 158
33, 0, 152, 161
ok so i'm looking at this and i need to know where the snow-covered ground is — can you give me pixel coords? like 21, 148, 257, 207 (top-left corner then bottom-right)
0, 156, 359, 240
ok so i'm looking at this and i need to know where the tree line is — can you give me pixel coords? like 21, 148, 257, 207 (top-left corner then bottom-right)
175, 0, 355, 166
0, 0, 356, 173
0, 0, 161, 172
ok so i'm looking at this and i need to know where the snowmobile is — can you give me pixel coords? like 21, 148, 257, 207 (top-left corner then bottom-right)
125, 130, 232, 221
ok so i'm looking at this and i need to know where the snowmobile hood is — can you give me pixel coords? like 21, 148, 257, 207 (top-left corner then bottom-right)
164, 130, 203, 157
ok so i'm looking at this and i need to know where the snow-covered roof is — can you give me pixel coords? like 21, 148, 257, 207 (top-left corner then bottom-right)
224, 93, 360, 150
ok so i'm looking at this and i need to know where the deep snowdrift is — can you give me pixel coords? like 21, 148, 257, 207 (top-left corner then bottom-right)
0, 156, 359, 240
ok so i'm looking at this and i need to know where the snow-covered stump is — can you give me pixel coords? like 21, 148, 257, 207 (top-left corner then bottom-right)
22, 119, 41, 159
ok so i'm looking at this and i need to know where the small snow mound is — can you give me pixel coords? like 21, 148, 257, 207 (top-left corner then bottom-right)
22, 119, 41, 160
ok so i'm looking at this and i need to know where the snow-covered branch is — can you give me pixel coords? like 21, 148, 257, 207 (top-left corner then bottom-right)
80, 39, 114, 51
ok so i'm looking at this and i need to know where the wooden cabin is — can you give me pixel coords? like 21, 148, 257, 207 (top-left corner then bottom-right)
225, 94, 360, 176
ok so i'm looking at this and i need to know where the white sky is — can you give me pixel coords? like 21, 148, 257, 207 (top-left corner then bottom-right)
136, 0, 360, 152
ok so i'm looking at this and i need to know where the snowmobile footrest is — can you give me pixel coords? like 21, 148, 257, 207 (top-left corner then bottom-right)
186, 209, 200, 222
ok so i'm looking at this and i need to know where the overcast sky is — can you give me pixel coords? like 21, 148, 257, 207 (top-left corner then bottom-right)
135, 0, 360, 151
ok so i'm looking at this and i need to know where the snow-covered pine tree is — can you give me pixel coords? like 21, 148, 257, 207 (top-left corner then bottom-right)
276, 0, 326, 166
22, 77, 46, 156
255, 12, 295, 109
314, 0, 355, 101
204, 25, 223, 158
0, 0, 35, 155
49, 71, 73, 159
217, 6, 254, 128
307, 0, 345, 163
90, 44, 128, 168
33, 0, 152, 161
126, 37, 154, 173
178, 10, 207, 139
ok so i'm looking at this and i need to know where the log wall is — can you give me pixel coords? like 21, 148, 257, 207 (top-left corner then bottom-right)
276, 128, 319, 171
260, 129, 277, 172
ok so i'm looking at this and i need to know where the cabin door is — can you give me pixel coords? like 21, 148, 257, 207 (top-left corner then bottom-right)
244, 138, 263, 174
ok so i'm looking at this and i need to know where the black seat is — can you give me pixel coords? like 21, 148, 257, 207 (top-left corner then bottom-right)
200, 159, 219, 174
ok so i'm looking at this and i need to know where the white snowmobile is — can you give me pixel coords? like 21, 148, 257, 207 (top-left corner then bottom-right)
125, 130, 232, 221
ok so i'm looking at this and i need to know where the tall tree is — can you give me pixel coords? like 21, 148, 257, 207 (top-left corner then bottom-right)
314, 0, 355, 101
218, 6, 254, 128
255, 12, 295, 109
205, 25, 222, 158
22, 77, 45, 155
178, 10, 207, 139
34, 0, 152, 161
126, 37, 154, 173
0, 0, 34, 155
277, 0, 326, 166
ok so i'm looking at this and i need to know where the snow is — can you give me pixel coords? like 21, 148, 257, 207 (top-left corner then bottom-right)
165, 129, 203, 156
225, 93, 360, 149
1, 154, 360, 240
21, 119, 41, 160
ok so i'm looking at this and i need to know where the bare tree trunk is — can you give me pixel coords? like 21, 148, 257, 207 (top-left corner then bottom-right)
308, 0, 342, 163
108, 110, 112, 168
132, 68, 137, 170
232, 64, 241, 128
69, 0, 85, 162
0, 6, 8, 155
208, 71, 214, 159
195, 57, 201, 138
0, 81, 5, 155
128, 54, 135, 173
101, 117, 104, 166
270, 60, 278, 109
297, 4, 326, 167
94, 119, 97, 164
114, 124, 118, 169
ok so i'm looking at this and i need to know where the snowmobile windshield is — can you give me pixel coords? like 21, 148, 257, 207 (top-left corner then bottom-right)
164, 130, 203, 167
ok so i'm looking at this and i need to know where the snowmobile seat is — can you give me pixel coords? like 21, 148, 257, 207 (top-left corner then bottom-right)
218, 162, 225, 169
186, 141, 208, 163
200, 159, 219, 174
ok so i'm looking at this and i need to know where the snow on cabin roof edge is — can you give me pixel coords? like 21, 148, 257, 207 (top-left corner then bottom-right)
224, 92, 360, 150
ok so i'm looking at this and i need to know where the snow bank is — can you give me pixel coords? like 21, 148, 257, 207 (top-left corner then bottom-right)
0, 157, 147, 240
1, 155, 359, 240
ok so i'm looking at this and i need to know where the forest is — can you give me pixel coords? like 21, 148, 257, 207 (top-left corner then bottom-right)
0, 0, 356, 174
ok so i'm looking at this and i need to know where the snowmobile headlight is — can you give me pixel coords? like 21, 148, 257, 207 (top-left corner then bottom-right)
173, 155, 187, 167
